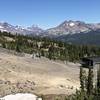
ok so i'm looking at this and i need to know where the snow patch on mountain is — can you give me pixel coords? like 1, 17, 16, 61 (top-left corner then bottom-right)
0, 26, 4, 29
69, 22, 75, 27
1, 20, 100, 36
46, 20, 100, 35
0, 22, 44, 35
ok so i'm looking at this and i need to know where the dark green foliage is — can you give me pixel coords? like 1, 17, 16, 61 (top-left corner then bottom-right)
97, 65, 100, 96
16, 43, 20, 52
2, 42, 6, 48
0, 31, 100, 62
87, 68, 93, 95
65, 67, 94, 100
56, 30, 100, 46
80, 67, 86, 92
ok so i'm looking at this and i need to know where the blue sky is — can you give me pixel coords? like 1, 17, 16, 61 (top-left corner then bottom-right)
0, 0, 100, 29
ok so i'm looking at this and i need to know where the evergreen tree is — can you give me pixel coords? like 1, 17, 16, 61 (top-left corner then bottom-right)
87, 67, 94, 95
2, 42, 6, 48
97, 65, 100, 95
80, 66, 85, 92
16, 42, 20, 52
79, 66, 88, 100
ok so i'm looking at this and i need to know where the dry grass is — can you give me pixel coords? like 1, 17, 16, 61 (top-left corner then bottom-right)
0, 47, 80, 97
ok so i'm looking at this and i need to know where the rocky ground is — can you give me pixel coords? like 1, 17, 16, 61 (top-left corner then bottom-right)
0, 47, 80, 99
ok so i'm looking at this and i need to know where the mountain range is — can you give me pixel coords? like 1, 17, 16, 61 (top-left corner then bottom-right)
0, 22, 43, 35
0, 20, 100, 45
46, 20, 100, 35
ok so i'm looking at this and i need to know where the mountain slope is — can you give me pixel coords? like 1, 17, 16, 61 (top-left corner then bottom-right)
55, 29, 100, 45
46, 20, 100, 36
45, 20, 100, 45
0, 22, 44, 35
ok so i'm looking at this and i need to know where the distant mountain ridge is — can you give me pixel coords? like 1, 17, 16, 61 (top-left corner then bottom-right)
0, 22, 44, 35
1, 20, 100, 36
46, 20, 100, 35
0, 20, 100, 45
55, 29, 100, 45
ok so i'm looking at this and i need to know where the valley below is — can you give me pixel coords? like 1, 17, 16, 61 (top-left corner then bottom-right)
0, 47, 80, 98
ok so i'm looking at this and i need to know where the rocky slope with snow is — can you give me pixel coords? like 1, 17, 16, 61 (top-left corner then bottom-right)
0, 22, 44, 35
46, 20, 100, 36
1, 20, 100, 36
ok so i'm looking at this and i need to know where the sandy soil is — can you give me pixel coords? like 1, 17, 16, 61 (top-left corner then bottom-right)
0, 47, 80, 97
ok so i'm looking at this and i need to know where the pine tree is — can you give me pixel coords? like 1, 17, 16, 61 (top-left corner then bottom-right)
2, 42, 6, 48
97, 65, 100, 95
87, 67, 94, 95
16, 42, 20, 52
80, 66, 87, 92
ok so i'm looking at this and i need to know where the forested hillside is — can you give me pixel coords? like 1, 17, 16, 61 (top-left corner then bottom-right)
56, 30, 100, 45
0, 31, 100, 62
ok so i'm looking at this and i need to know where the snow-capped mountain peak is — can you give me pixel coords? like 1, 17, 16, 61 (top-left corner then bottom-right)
0, 22, 44, 35
1, 20, 100, 36
0, 25, 4, 29
46, 20, 100, 35
69, 22, 75, 27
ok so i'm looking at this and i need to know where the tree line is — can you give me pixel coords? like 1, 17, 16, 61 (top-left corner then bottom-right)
0, 31, 100, 62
